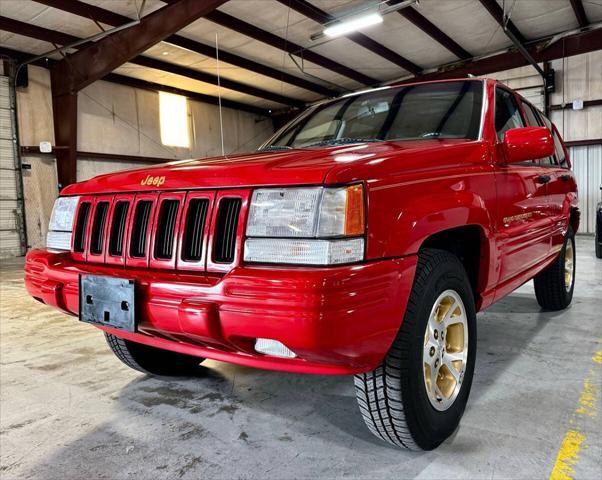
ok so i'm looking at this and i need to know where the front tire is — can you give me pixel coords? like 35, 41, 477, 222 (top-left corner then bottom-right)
354, 249, 477, 450
105, 333, 204, 376
534, 228, 575, 310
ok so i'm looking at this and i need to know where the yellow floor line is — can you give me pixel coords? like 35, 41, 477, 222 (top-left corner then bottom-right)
548, 349, 601, 480
549, 430, 586, 480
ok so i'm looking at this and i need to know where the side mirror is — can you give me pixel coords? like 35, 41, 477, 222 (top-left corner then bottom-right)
503, 127, 555, 164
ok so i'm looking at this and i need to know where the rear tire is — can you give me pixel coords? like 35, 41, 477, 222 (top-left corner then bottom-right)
354, 249, 477, 450
534, 228, 575, 310
105, 333, 204, 376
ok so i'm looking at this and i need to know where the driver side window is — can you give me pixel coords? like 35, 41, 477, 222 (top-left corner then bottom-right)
495, 88, 524, 141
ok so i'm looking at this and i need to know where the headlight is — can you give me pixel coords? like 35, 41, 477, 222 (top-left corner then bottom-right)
244, 185, 365, 265
47, 196, 80, 251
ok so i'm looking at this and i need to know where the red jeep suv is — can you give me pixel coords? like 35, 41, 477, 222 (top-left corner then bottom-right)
25, 78, 578, 450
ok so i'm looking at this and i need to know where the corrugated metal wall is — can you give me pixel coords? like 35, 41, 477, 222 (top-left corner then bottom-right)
570, 145, 602, 234
0, 75, 26, 258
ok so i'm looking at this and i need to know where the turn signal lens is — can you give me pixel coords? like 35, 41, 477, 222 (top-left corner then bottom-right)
344, 184, 365, 236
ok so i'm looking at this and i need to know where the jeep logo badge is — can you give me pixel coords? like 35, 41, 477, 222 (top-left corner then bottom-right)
140, 175, 165, 187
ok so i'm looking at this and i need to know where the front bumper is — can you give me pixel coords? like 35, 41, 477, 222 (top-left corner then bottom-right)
24, 249, 417, 374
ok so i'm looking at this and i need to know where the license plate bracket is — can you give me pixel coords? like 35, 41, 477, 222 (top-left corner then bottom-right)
79, 275, 136, 332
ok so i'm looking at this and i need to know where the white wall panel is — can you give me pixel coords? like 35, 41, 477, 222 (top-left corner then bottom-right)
78, 79, 274, 167
21, 155, 59, 250
570, 145, 602, 234
16, 66, 54, 146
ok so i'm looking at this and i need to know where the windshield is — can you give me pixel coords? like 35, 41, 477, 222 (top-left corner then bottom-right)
263, 80, 483, 149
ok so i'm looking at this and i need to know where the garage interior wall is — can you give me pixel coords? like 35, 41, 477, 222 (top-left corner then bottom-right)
550, 52, 602, 234
489, 50, 602, 234
15, 65, 274, 249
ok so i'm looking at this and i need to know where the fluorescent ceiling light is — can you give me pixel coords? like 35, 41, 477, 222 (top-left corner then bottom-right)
323, 13, 383, 38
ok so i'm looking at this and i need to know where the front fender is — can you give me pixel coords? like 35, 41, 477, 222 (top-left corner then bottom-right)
367, 188, 495, 259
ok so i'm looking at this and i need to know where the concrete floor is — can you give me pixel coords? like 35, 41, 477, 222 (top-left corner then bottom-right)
1, 236, 601, 480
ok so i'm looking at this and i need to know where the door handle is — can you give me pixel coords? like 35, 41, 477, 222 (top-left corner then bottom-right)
560, 174, 571, 182
537, 175, 551, 184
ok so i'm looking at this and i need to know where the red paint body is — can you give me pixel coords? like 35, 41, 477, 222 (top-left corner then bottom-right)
24, 79, 578, 374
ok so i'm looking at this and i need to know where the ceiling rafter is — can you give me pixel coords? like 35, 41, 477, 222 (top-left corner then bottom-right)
158, 0, 379, 86
393, 4, 472, 60
202, 9, 378, 85
276, 0, 422, 75
0, 16, 88, 48
569, 0, 589, 28
0, 46, 270, 116
478, 0, 527, 45
396, 27, 602, 84
32, 0, 338, 98
0, 16, 305, 107
50, 0, 230, 96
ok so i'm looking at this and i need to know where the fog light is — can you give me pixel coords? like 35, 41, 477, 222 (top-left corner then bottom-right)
255, 338, 296, 358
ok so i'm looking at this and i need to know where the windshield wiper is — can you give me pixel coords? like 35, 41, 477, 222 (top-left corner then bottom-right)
259, 145, 293, 151
306, 137, 382, 147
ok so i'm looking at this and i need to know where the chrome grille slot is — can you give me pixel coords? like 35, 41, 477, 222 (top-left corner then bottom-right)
73, 202, 91, 253
108, 201, 129, 257
73, 189, 247, 271
154, 199, 180, 260
181, 198, 209, 262
130, 201, 153, 258
89, 202, 109, 255
213, 198, 241, 263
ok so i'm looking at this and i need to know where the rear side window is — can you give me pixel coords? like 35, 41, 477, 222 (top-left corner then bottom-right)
521, 101, 556, 166
521, 101, 541, 127
552, 129, 568, 168
538, 112, 568, 168
495, 88, 524, 141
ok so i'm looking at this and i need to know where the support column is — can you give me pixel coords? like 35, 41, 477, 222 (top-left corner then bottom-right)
51, 89, 77, 188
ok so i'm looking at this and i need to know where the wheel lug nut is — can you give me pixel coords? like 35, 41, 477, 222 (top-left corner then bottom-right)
430, 346, 435, 357
434, 330, 438, 339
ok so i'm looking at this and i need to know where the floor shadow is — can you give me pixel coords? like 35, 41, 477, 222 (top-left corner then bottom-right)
16, 290, 583, 479
470, 290, 567, 403
105, 291, 564, 449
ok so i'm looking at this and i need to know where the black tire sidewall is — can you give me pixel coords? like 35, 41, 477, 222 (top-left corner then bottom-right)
401, 257, 477, 450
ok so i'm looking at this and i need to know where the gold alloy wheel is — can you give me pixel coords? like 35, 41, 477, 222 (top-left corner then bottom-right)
564, 240, 574, 292
423, 290, 469, 411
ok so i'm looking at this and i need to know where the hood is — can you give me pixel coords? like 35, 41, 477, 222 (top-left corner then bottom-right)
62, 139, 485, 195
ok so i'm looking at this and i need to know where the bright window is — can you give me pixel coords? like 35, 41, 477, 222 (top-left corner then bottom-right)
159, 92, 190, 148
